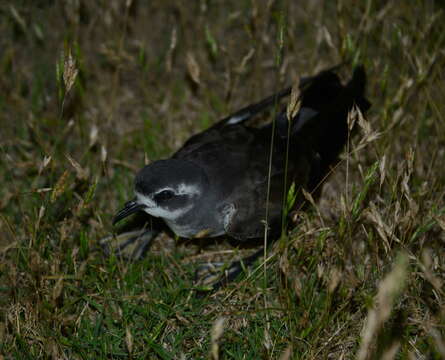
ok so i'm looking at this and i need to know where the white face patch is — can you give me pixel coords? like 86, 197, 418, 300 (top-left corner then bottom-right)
148, 183, 201, 198
135, 191, 193, 221
135, 192, 155, 208
144, 205, 192, 221
176, 183, 201, 196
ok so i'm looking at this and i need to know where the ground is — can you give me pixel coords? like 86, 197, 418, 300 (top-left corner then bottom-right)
0, 1, 444, 359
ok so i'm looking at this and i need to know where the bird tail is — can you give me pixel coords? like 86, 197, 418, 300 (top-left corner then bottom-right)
286, 65, 370, 191
294, 65, 370, 166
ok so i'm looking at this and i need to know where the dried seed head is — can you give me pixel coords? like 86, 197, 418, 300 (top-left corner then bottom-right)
66, 154, 89, 180
286, 82, 301, 121
89, 125, 99, 148
100, 145, 108, 163
328, 267, 342, 293
186, 52, 200, 85
63, 50, 78, 94
347, 106, 358, 131
379, 154, 387, 188
51, 170, 69, 203
39, 155, 52, 175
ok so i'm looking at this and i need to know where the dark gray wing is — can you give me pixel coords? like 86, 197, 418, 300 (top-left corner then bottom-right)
175, 122, 314, 241
221, 138, 313, 240
174, 86, 291, 157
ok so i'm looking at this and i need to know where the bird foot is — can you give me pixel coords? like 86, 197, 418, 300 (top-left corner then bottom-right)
100, 229, 158, 260
194, 248, 264, 290
194, 261, 243, 289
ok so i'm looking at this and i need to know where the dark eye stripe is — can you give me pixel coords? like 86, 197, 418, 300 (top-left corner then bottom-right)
154, 189, 175, 202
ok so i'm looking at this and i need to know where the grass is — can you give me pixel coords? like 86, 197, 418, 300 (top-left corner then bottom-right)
1, 0, 444, 359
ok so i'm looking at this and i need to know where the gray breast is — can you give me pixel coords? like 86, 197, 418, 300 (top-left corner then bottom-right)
164, 199, 227, 238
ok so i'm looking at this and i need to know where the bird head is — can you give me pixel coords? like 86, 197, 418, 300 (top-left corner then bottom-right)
113, 159, 208, 224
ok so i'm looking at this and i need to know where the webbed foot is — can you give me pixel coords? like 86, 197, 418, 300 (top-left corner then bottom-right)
100, 229, 159, 260
194, 248, 264, 291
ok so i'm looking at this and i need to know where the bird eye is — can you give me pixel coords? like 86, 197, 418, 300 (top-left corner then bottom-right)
154, 189, 175, 202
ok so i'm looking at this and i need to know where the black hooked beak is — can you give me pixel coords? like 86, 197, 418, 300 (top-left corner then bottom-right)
113, 199, 146, 225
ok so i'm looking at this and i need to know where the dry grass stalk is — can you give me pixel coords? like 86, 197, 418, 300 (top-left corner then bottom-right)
166, 27, 177, 73
278, 345, 292, 360
210, 317, 226, 360
125, 327, 133, 355
357, 254, 408, 360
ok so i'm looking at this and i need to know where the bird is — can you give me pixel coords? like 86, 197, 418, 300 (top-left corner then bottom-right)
101, 65, 370, 287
